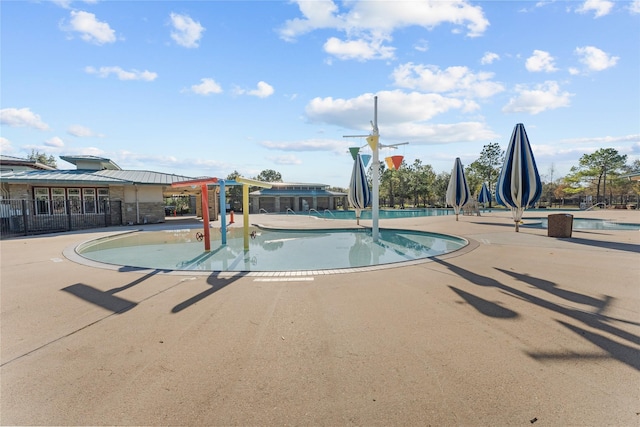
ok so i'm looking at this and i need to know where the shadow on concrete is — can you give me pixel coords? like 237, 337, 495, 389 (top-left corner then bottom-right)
171, 273, 243, 314
496, 268, 611, 311
61, 269, 165, 314
432, 258, 640, 371
527, 321, 640, 371
562, 236, 640, 254
449, 286, 519, 319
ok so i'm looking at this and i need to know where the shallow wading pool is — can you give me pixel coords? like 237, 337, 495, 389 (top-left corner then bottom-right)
76, 226, 468, 273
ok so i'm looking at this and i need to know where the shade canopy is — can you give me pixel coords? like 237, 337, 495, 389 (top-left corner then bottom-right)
445, 157, 471, 221
348, 154, 371, 225
478, 182, 491, 205
495, 123, 542, 231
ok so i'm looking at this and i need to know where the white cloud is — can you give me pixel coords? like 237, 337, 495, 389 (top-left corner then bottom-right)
306, 90, 471, 131
324, 36, 395, 61
502, 81, 573, 115
44, 137, 65, 148
414, 39, 429, 52
190, 78, 223, 95
169, 13, 205, 48
279, 0, 489, 61
576, 0, 614, 17
267, 154, 303, 166
630, 0, 640, 14
85, 66, 158, 81
391, 63, 504, 98
480, 52, 500, 65
63, 10, 116, 45
559, 133, 640, 145
0, 137, 14, 154
52, 0, 98, 8
67, 124, 103, 137
575, 46, 619, 71
0, 107, 50, 130
236, 81, 274, 98
260, 138, 346, 153
525, 50, 558, 72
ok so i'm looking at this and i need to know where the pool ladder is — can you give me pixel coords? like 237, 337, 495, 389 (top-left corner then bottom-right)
308, 209, 335, 219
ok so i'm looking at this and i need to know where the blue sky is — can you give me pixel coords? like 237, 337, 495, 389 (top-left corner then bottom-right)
1, 0, 639, 187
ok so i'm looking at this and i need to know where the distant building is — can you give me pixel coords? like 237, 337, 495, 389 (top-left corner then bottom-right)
249, 182, 346, 213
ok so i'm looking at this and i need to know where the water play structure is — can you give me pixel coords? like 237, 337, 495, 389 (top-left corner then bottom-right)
171, 176, 272, 251
344, 96, 408, 242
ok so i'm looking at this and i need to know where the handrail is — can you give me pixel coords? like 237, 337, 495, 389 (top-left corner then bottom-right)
585, 202, 606, 211
259, 208, 269, 214
308, 208, 320, 217
286, 208, 296, 215
323, 209, 336, 218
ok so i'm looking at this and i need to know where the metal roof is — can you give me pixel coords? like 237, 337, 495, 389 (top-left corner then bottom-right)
0, 155, 56, 171
98, 170, 196, 185
249, 188, 346, 197
0, 169, 196, 186
59, 155, 121, 170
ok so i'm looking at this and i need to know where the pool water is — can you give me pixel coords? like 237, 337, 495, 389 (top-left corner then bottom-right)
523, 217, 640, 231
77, 227, 467, 272
298, 208, 454, 219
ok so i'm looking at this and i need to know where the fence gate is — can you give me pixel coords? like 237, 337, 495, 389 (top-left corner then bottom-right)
0, 199, 122, 239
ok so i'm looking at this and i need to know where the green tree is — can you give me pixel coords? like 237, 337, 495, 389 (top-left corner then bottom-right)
225, 170, 243, 211
571, 148, 627, 206
27, 149, 57, 168
433, 171, 450, 207
468, 142, 503, 207
255, 169, 282, 182
409, 159, 436, 207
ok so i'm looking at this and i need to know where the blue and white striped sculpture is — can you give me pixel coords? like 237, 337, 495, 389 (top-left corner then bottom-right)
495, 123, 542, 231
446, 157, 471, 221
348, 154, 371, 225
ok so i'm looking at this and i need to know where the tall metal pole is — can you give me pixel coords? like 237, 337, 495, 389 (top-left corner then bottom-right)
372, 96, 379, 242
219, 179, 226, 245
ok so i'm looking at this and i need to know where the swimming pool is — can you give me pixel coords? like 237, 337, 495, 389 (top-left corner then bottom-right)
76, 226, 467, 273
294, 208, 455, 219
523, 217, 640, 231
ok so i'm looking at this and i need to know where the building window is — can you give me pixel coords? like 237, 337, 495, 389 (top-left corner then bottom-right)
97, 188, 109, 213
34, 188, 50, 214
68, 188, 82, 214
83, 188, 96, 213
52, 188, 66, 214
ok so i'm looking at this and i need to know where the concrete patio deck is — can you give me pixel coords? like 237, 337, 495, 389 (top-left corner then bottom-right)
1, 209, 639, 426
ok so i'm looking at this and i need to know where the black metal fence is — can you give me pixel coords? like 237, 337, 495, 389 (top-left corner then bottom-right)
0, 199, 122, 238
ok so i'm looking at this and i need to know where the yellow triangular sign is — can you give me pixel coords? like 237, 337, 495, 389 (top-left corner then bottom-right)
366, 135, 378, 151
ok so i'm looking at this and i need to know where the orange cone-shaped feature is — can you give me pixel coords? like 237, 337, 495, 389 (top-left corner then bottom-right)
385, 156, 395, 170
391, 155, 404, 170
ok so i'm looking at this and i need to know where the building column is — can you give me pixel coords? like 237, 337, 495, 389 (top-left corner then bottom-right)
275, 196, 281, 212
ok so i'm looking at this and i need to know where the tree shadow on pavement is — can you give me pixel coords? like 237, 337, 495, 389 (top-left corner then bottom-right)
449, 286, 519, 319
432, 258, 640, 371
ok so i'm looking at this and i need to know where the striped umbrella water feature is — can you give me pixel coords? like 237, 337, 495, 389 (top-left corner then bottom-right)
478, 182, 491, 206
348, 154, 371, 225
446, 157, 471, 221
495, 123, 542, 232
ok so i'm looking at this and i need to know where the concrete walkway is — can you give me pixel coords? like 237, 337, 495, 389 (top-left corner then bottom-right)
1, 210, 639, 425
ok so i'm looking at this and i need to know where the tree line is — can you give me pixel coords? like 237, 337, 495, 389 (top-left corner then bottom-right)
230, 144, 639, 209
